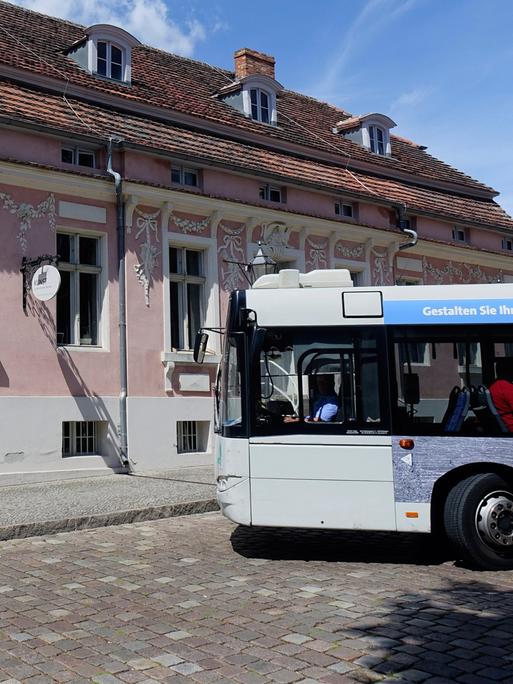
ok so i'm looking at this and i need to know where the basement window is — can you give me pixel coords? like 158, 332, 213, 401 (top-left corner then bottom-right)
177, 420, 209, 454
62, 421, 101, 456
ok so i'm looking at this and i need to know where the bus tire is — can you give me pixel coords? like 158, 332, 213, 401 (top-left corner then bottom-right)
444, 473, 513, 570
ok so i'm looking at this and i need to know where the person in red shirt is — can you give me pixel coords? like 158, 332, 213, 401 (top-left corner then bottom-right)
489, 358, 513, 431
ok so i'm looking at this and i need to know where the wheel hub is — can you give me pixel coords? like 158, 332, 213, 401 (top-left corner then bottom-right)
476, 490, 513, 549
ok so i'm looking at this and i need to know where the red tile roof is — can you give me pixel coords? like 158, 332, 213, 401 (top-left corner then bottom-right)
0, 0, 502, 202
1, 79, 512, 232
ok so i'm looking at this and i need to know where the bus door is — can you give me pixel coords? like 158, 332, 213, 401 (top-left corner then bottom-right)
249, 326, 396, 530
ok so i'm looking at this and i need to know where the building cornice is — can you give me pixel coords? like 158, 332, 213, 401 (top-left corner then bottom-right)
1, 159, 512, 271
0, 64, 497, 201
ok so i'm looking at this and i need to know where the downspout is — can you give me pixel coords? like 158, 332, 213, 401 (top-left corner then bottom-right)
107, 137, 130, 470
394, 202, 418, 251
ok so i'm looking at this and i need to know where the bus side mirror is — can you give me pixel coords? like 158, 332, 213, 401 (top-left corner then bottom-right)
404, 373, 420, 405
193, 331, 209, 364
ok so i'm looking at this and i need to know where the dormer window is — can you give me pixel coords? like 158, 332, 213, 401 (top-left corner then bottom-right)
66, 24, 140, 84
333, 113, 396, 157
217, 49, 283, 126
97, 41, 123, 80
369, 125, 385, 155
250, 88, 270, 123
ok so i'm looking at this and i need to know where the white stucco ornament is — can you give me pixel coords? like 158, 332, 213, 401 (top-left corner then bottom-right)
0, 192, 56, 254
31, 265, 61, 302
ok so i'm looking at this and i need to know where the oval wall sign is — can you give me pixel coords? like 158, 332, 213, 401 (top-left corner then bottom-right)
31, 265, 61, 302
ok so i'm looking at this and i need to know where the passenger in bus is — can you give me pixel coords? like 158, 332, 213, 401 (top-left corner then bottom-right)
489, 358, 513, 431
284, 374, 339, 423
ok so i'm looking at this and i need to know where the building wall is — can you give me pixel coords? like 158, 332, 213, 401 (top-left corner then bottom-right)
1, 131, 513, 481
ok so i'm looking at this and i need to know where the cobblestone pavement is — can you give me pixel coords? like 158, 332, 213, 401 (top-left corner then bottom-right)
0, 513, 513, 684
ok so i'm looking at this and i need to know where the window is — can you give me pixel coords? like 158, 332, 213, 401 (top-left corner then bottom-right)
61, 147, 95, 168
335, 201, 354, 218
502, 238, 513, 252
452, 227, 467, 243
259, 184, 283, 203
56, 233, 101, 346
177, 420, 209, 453
169, 247, 205, 350
396, 277, 421, 286
250, 88, 270, 123
171, 165, 199, 187
253, 326, 388, 435
96, 41, 123, 80
369, 125, 385, 155
391, 326, 513, 436
62, 421, 99, 456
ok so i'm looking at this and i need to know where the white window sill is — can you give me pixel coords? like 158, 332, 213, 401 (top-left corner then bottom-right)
161, 351, 221, 369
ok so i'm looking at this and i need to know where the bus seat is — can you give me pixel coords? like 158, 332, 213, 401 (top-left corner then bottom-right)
442, 386, 469, 433
470, 385, 509, 434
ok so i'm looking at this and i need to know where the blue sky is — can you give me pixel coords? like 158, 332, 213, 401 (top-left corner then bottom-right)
9, 0, 513, 215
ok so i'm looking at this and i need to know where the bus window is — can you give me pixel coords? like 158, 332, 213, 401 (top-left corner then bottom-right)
222, 335, 243, 428
392, 329, 482, 434
253, 327, 388, 434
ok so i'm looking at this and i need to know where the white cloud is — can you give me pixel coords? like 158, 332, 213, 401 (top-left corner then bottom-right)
311, 0, 421, 104
7, 0, 207, 55
390, 87, 432, 110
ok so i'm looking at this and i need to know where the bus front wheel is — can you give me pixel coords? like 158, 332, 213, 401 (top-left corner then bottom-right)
444, 473, 513, 570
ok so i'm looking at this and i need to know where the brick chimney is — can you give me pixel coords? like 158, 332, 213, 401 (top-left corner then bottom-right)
234, 48, 275, 80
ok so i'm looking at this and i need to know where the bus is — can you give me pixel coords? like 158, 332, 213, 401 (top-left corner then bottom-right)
196, 269, 513, 570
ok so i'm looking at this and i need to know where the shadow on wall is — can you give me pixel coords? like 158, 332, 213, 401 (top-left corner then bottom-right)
231, 526, 513, 680
28, 298, 120, 467
0, 362, 9, 387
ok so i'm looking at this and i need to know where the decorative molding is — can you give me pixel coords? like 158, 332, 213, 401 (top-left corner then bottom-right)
260, 221, 290, 259
0, 192, 55, 254
172, 213, 210, 234
210, 210, 222, 238
218, 222, 246, 291
335, 242, 365, 259
371, 246, 393, 285
305, 236, 328, 270
422, 257, 503, 284
125, 195, 140, 233
133, 207, 161, 306
161, 201, 172, 233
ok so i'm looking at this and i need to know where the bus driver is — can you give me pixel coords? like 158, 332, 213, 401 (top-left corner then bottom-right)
284, 374, 339, 423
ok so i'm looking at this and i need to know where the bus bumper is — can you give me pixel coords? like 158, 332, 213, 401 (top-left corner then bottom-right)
217, 476, 251, 526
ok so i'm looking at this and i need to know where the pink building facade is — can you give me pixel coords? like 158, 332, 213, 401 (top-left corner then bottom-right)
1, 3, 513, 481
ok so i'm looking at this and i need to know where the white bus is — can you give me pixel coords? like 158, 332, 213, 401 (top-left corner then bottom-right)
196, 269, 513, 570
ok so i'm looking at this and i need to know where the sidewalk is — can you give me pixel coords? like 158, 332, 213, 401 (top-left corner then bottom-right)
0, 466, 217, 541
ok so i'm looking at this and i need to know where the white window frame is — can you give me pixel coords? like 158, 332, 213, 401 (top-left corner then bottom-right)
61, 146, 96, 168
452, 227, 468, 243
333, 260, 369, 286
62, 421, 98, 456
259, 183, 283, 203
241, 76, 280, 125
334, 201, 354, 218
86, 26, 139, 83
56, 230, 107, 349
171, 165, 199, 187
502, 237, 513, 252
362, 121, 392, 156
163, 231, 220, 367
169, 245, 206, 351
95, 40, 124, 80
249, 87, 271, 123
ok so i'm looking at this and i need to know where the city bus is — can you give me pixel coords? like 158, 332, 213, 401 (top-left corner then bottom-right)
196, 269, 513, 569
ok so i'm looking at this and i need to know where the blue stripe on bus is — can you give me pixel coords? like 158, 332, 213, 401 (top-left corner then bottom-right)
383, 299, 513, 325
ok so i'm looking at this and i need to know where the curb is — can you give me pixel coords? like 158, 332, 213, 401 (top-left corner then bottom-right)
0, 498, 219, 541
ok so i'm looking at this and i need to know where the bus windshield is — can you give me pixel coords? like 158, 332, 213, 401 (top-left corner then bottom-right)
251, 326, 389, 434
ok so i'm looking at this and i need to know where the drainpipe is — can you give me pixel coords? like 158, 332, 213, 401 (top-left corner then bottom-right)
394, 202, 418, 251
107, 137, 130, 471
